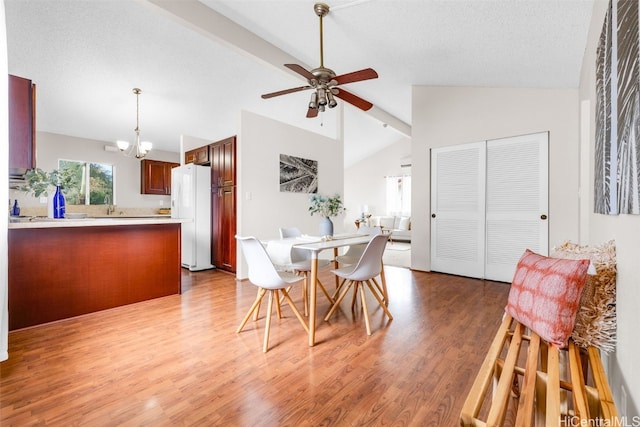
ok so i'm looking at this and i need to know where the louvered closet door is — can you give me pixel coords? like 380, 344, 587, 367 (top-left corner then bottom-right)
430, 142, 486, 279
431, 132, 548, 282
485, 132, 548, 282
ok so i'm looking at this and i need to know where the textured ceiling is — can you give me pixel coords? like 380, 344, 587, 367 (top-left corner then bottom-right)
4, 0, 595, 167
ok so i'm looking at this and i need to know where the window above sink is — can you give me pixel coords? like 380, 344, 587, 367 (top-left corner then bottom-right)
58, 159, 114, 206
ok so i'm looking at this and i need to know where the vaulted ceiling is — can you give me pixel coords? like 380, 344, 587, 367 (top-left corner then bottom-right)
5, 0, 595, 167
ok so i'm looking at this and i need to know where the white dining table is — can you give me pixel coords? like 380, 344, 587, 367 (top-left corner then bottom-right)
292, 233, 375, 346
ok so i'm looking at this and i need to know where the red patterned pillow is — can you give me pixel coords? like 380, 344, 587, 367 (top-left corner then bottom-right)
505, 249, 590, 348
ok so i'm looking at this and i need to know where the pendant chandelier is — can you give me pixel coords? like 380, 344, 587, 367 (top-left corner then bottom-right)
116, 88, 152, 159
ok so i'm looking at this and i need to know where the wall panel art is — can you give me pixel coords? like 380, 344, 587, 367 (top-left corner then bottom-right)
279, 154, 318, 193
595, 0, 640, 215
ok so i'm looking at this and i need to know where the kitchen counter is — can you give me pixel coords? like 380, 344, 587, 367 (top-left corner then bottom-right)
8, 215, 187, 229
8, 217, 184, 330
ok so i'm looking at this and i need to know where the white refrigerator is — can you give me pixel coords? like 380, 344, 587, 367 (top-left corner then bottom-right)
171, 164, 215, 271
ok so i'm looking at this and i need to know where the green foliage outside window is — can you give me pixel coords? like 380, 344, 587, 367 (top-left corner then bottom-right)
59, 160, 114, 205
21, 161, 114, 206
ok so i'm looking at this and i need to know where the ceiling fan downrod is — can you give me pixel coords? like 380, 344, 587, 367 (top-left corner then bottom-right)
315, 3, 330, 68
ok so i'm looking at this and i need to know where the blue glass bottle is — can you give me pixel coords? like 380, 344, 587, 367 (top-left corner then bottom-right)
11, 200, 20, 216
53, 185, 66, 218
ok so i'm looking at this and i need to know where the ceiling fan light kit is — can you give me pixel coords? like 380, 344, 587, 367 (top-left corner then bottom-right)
261, 2, 378, 118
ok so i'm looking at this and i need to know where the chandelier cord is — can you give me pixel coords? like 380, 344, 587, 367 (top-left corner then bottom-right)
115, 87, 151, 159
135, 89, 140, 134
133, 88, 143, 158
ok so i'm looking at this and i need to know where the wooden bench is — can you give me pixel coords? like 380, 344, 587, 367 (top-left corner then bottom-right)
460, 314, 619, 426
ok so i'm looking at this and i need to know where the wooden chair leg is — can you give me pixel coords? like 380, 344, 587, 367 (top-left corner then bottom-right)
237, 288, 266, 333
280, 272, 309, 316
365, 280, 393, 320
317, 279, 335, 305
263, 290, 275, 352
280, 287, 309, 334
371, 276, 387, 305
379, 262, 388, 305
325, 280, 354, 321
253, 287, 262, 321
278, 285, 293, 304
332, 278, 347, 300
351, 284, 359, 311
274, 290, 283, 319
359, 282, 372, 335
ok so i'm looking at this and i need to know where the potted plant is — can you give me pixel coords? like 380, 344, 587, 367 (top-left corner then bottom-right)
309, 193, 345, 236
20, 168, 75, 218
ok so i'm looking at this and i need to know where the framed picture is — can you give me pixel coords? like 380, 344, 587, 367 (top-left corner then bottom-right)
595, 0, 640, 215
279, 154, 318, 193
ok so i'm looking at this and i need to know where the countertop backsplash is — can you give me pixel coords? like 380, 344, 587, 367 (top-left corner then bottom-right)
17, 205, 170, 218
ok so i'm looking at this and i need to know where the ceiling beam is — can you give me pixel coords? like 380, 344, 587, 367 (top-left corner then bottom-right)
142, 0, 410, 137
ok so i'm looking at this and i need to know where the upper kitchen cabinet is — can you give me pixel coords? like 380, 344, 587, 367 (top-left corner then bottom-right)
211, 136, 236, 188
9, 74, 36, 176
185, 145, 210, 165
140, 159, 179, 195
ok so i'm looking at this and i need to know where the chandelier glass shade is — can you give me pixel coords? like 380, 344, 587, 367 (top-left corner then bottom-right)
117, 88, 152, 159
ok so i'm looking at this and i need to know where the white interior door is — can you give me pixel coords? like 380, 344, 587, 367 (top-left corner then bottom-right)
430, 142, 486, 279
485, 132, 549, 282
430, 132, 549, 282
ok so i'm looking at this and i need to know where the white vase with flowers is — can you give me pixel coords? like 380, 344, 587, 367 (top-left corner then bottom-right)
308, 193, 345, 237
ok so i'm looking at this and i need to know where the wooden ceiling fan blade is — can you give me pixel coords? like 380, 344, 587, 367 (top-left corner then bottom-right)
306, 107, 319, 118
261, 85, 311, 99
334, 88, 374, 111
285, 64, 317, 81
333, 68, 378, 85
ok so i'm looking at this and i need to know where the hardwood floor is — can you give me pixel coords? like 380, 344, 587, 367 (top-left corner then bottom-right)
0, 266, 510, 426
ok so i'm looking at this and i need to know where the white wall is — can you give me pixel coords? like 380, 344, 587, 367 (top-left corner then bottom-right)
344, 137, 411, 226
237, 110, 344, 278
1, 0, 10, 361
411, 86, 580, 272
11, 131, 179, 210
580, 1, 639, 417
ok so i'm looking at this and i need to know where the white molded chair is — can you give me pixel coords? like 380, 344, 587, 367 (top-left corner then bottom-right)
236, 236, 309, 352
279, 227, 334, 315
335, 225, 388, 304
324, 234, 393, 335
335, 225, 382, 265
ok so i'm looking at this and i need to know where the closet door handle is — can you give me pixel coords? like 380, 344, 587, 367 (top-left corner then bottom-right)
540, 214, 547, 220
431, 213, 436, 218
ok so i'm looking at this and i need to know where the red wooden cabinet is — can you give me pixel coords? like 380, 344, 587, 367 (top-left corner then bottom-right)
210, 136, 236, 272
141, 159, 179, 195
211, 185, 236, 272
9, 74, 36, 175
185, 145, 210, 165
8, 224, 181, 330
211, 136, 236, 187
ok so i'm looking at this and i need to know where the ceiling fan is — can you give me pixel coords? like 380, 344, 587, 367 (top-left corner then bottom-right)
261, 2, 378, 118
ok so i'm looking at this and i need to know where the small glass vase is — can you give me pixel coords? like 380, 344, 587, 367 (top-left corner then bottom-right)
319, 216, 334, 237
52, 185, 66, 219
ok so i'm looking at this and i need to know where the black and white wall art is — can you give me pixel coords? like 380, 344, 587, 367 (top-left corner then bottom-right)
279, 154, 318, 193
595, 0, 640, 215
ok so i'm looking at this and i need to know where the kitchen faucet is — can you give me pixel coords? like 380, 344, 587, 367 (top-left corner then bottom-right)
105, 195, 115, 215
